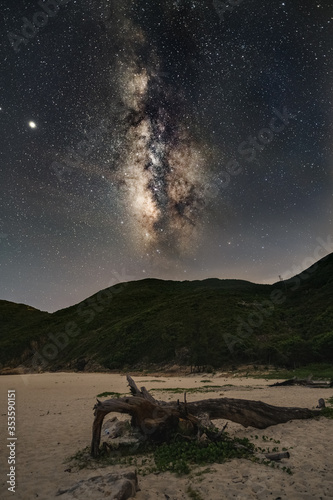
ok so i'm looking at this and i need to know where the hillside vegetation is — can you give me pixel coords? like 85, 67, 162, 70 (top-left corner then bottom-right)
0, 253, 332, 372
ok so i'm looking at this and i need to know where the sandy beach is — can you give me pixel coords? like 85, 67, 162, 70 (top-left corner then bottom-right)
1, 372, 332, 500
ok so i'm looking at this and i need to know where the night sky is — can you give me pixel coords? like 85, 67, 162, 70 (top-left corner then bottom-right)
0, 0, 332, 312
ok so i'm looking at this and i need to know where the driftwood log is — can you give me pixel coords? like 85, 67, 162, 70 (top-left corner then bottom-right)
265, 451, 290, 461
91, 376, 321, 457
269, 377, 333, 388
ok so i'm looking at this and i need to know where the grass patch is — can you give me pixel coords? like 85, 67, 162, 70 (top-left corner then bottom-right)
320, 396, 333, 419
66, 447, 95, 470
151, 385, 224, 394
96, 391, 123, 398
320, 407, 333, 419
67, 442, 155, 472
69, 432, 295, 478
326, 396, 333, 405
137, 379, 166, 383
254, 363, 333, 380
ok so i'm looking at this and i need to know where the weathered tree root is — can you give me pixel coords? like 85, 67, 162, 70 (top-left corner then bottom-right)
91, 375, 321, 457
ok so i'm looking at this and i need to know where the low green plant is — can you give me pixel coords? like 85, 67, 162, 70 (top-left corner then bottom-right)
96, 391, 123, 398
151, 385, 224, 395
317, 395, 333, 419
187, 486, 204, 500
320, 407, 333, 419
257, 363, 333, 380
153, 436, 254, 475
251, 456, 293, 475
68, 433, 255, 476
261, 435, 280, 444
66, 447, 94, 470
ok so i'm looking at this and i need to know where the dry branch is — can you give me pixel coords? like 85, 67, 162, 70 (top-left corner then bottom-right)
265, 451, 290, 461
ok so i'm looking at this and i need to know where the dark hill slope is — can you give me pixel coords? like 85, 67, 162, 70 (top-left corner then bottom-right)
0, 254, 332, 371
0, 301, 50, 367
0, 300, 48, 332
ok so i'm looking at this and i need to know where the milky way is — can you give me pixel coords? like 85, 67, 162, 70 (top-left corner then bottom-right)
105, 4, 213, 259
120, 66, 209, 257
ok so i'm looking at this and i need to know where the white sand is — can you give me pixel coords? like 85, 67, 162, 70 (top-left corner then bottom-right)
0, 372, 332, 500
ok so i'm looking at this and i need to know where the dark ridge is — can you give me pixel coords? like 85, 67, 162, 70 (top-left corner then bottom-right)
0, 253, 332, 372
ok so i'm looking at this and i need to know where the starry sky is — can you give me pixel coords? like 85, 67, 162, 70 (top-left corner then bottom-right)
0, 0, 332, 312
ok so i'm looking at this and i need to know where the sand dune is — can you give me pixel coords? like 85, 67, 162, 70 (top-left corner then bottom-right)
0, 372, 332, 500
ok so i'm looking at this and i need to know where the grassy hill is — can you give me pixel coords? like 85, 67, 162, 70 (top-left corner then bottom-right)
0, 253, 333, 372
